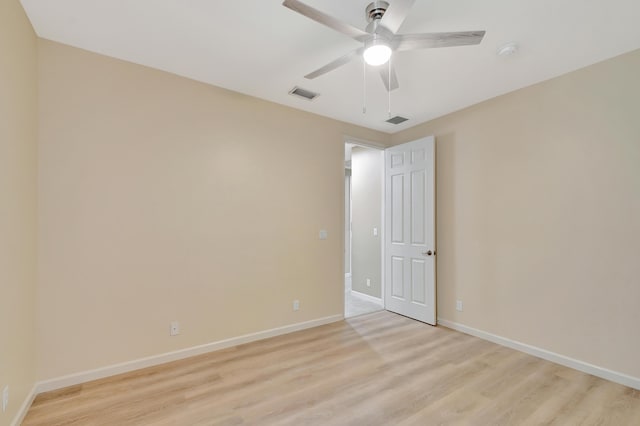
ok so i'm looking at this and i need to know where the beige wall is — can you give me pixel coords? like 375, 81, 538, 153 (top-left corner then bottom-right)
36, 40, 389, 380
0, 0, 38, 424
392, 49, 640, 378
24, 17, 640, 390
350, 148, 383, 298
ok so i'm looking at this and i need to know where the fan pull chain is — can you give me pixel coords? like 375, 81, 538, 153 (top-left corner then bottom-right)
362, 58, 367, 114
388, 56, 392, 117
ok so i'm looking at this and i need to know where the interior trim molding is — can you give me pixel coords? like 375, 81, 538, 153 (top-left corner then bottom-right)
437, 317, 640, 391
36, 314, 344, 394
11, 383, 37, 426
350, 289, 383, 305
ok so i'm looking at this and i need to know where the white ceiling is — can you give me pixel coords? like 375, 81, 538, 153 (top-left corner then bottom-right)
21, 0, 640, 133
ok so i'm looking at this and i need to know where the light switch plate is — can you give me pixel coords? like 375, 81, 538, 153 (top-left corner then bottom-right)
319, 230, 328, 240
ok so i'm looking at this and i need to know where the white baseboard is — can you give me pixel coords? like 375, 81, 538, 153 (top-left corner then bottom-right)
11, 383, 37, 426
350, 289, 383, 305
36, 314, 343, 394
437, 317, 640, 391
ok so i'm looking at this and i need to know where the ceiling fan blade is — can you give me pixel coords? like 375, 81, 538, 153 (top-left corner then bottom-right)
394, 31, 486, 51
379, 0, 416, 34
379, 64, 399, 91
283, 0, 369, 42
305, 48, 364, 79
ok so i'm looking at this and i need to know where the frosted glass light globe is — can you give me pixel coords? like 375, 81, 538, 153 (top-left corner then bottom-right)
363, 44, 392, 66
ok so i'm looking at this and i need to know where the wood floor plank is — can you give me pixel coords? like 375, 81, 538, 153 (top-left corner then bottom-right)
23, 311, 640, 425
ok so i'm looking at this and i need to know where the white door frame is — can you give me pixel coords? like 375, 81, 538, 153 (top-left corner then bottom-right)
343, 136, 386, 316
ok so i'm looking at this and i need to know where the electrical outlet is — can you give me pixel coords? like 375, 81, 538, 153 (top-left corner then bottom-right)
366, 278, 371, 287
373, 227, 378, 237
170, 321, 180, 336
456, 300, 463, 312
2, 385, 8, 413
319, 230, 328, 240
293, 300, 300, 311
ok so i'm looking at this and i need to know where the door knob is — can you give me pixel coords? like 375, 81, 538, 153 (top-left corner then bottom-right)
422, 250, 435, 256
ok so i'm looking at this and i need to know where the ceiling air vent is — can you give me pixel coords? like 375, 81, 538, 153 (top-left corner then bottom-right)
289, 86, 320, 101
386, 115, 409, 125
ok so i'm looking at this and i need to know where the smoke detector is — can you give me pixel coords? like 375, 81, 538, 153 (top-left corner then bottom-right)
497, 42, 518, 57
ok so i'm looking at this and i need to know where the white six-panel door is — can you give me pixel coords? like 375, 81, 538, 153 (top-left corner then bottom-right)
384, 136, 436, 325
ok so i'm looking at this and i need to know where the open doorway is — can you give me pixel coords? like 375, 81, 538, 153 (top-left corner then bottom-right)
345, 143, 384, 318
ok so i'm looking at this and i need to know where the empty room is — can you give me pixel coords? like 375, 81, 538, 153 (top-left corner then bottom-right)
2, 0, 640, 424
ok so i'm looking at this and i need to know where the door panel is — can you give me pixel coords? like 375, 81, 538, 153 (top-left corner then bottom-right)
411, 170, 426, 245
384, 136, 436, 324
391, 174, 404, 243
411, 258, 426, 304
391, 256, 404, 298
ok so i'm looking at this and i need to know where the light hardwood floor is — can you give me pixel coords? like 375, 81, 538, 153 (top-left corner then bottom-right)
24, 311, 640, 425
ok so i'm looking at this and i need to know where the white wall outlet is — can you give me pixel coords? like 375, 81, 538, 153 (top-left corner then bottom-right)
456, 300, 463, 312
293, 300, 300, 311
366, 278, 371, 287
170, 321, 180, 336
2, 385, 8, 413
373, 227, 378, 237
319, 230, 328, 240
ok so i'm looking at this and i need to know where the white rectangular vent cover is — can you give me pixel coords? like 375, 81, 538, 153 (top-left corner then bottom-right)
386, 116, 409, 125
289, 86, 320, 101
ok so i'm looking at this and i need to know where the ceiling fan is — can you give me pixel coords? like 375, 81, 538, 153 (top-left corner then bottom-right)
283, 0, 486, 91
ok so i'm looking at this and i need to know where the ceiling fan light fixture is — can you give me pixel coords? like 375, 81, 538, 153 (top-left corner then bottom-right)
284, 0, 486, 94
363, 38, 392, 66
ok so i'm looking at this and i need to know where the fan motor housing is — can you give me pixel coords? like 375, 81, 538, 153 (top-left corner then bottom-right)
366, 1, 389, 22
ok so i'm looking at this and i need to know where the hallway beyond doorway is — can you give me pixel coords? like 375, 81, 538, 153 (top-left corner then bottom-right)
344, 274, 383, 318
